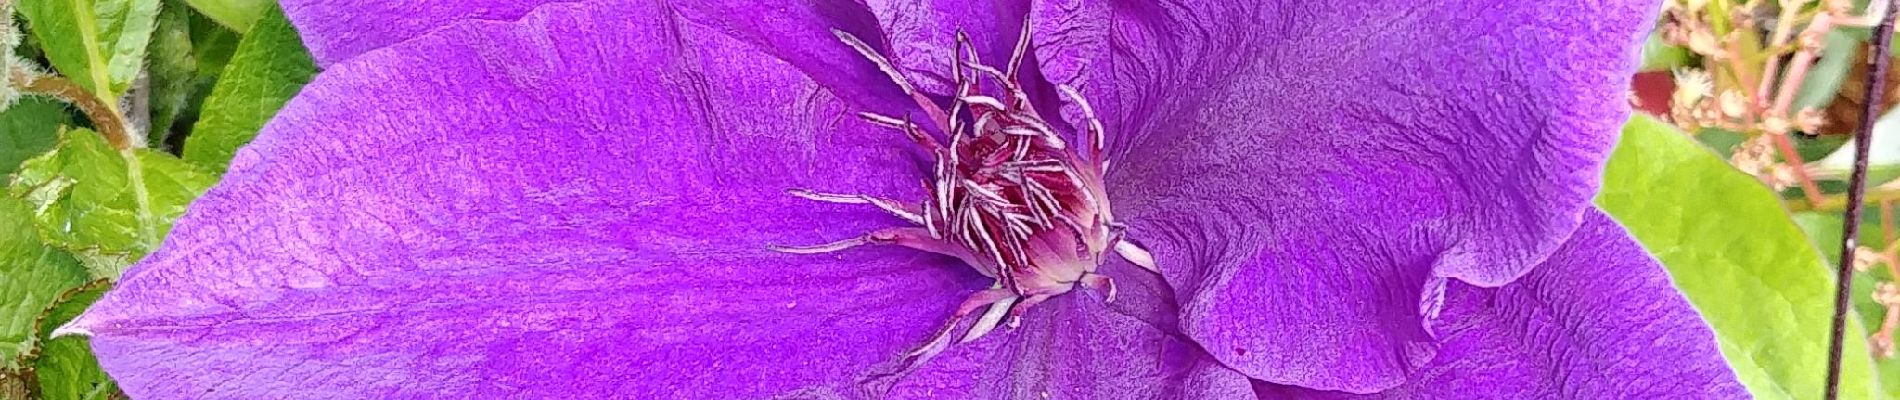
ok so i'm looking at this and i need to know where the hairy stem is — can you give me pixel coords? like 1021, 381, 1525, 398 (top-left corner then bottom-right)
125, 70, 150, 144
7, 66, 132, 150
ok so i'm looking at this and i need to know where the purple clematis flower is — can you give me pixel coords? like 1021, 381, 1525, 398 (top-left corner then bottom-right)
60, 0, 1748, 398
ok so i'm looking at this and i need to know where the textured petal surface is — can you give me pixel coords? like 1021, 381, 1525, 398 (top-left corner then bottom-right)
885, 260, 1252, 400
1027, 0, 1659, 392
281, 0, 906, 118
861, 0, 1025, 94
279, 0, 547, 66
68, 3, 1003, 398
1252, 210, 1746, 399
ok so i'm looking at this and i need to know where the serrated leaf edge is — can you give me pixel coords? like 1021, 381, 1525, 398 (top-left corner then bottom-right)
4, 278, 116, 400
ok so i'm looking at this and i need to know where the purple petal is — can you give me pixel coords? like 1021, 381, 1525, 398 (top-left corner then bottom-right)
1252, 210, 1745, 398
278, 0, 546, 66
282, 0, 911, 116
885, 261, 1253, 399
657, 1, 921, 115
69, 3, 1002, 397
861, 0, 1027, 94
1029, 0, 1656, 392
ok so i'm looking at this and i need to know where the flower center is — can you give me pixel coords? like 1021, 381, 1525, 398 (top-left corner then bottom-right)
771, 24, 1158, 369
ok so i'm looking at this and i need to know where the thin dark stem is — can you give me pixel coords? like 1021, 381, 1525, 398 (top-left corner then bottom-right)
1829, 2, 1899, 398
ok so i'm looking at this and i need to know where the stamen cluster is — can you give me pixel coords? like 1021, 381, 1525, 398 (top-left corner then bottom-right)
773, 24, 1158, 368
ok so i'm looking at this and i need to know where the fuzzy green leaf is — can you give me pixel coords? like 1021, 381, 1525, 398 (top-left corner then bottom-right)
1640, 29, 1690, 72
187, 13, 240, 81
143, 0, 198, 147
8, 128, 217, 278
0, 195, 86, 370
181, 0, 270, 33
1597, 115, 1883, 399
1793, 29, 1861, 114
184, 7, 314, 171
0, 99, 85, 373
17, 0, 162, 101
31, 281, 119, 400
0, 99, 70, 175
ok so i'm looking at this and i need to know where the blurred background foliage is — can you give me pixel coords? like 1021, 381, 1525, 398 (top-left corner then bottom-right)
1640, 0, 1900, 397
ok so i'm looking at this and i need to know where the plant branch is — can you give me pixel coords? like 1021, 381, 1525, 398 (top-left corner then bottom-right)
1788, 187, 1900, 211
1755, 2, 1804, 106
7, 66, 132, 150
1774, 13, 1833, 116
1828, 1, 1898, 398
1881, 201, 1895, 242
1775, 132, 1830, 205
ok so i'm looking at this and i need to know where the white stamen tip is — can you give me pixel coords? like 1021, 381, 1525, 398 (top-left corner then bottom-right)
1000, 127, 1042, 137
788, 189, 926, 225
959, 96, 1007, 110
1116, 241, 1158, 273
787, 188, 867, 204
769, 237, 870, 254
1056, 85, 1086, 103
834, 29, 919, 95
960, 298, 1017, 343
857, 112, 908, 128
962, 61, 1008, 81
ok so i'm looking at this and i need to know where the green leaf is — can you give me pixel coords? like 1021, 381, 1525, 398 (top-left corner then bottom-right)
1790, 212, 1888, 267
187, 13, 240, 81
8, 128, 217, 278
184, 7, 314, 171
1809, 112, 1900, 181
17, 0, 163, 101
13, 12, 47, 62
0, 98, 82, 396
1598, 115, 1884, 399
144, 0, 198, 147
0, 99, 71, 175
1693, 127, 1748, 159
181, 0, 270, 33
137, 11, 243, 148
1794, 29, 1863, 113
31, 281, 119, 400
1641, 29, 1690, 72
1796, 134, 1852, 162
0, 196, 86, 369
